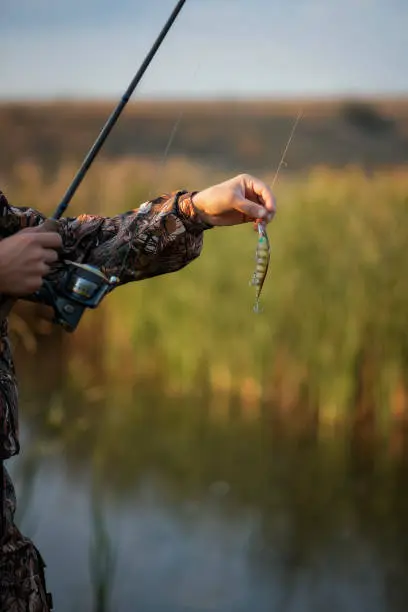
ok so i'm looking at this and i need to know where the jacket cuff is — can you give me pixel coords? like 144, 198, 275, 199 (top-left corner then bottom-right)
176, 191, 214, 233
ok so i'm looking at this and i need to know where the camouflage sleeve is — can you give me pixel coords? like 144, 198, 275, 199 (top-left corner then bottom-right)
7, 190, 212, 285
0, 369, 19, 461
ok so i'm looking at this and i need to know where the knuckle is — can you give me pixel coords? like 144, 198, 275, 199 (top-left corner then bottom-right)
23, 233, 34, 245
31, 246, 43, 260
50, 231, 62, 242
50, 237, 63, 250
26, 278, 42, 292
31, 235, 44, 249
239, 173, 249, 181
34, 261, 49, 275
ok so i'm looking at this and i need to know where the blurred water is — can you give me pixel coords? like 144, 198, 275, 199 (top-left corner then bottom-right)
6, 381, 408, 612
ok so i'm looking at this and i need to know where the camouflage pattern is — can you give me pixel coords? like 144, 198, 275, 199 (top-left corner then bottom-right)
1, 467, 53, 611
0, 188, 211, 610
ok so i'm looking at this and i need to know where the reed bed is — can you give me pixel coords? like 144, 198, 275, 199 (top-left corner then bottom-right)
5, 158, 408, 429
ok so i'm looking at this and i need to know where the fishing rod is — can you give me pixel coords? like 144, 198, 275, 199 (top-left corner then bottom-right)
53, 0, 188, 220
26, 0, 189, 332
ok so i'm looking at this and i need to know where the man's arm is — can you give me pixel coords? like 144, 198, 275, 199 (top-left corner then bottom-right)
4, 190, 211, 287
1, 174, 276, 293
58, 190, 212, 285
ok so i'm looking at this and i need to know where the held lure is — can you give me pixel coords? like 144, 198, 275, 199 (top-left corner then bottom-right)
250, 110, 303, 314
250, 221, 270, 314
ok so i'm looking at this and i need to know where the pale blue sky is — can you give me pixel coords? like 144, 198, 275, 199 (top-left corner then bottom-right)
1, 0, 407, 100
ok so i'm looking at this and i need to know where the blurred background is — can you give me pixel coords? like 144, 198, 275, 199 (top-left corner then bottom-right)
2, 1, 408, 610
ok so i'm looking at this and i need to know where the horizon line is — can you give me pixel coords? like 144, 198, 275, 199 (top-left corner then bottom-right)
1, 92, 408, 105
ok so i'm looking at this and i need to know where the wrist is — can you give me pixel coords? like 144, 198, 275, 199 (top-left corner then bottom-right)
176, 191, 214, 231
190, 192, 214, 226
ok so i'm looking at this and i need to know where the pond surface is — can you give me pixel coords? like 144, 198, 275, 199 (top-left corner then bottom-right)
6, 365, 408, 612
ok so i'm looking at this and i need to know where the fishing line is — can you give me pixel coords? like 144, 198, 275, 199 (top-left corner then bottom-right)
148, 61, 202, 199
250, 110, 303, 313
120, 60, 203, 278
271, 109, 303, 189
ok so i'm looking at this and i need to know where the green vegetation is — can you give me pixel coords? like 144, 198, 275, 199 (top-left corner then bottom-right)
8, 160, 408, 434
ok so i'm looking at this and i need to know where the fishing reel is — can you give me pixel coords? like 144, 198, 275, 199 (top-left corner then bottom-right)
31, 261, 119, 333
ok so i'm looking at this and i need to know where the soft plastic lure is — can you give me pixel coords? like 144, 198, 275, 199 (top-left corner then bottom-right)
250, 221, 270, 313
250, 110, 303, 314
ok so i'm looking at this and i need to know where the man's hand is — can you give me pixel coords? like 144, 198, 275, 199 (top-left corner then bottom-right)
0, 220, 62, 296
191, 174, 276, 227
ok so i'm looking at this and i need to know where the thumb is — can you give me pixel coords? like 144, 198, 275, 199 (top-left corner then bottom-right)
21, 219, 60, 234
234, 198, 268, 221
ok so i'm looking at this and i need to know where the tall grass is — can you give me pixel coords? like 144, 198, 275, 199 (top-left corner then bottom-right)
5, 159, 408, 429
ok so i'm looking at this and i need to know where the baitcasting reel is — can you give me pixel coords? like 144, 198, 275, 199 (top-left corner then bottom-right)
34, 261, 119, 333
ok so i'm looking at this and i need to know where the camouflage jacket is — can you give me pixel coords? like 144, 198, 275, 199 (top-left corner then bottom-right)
0, 189, 211, 461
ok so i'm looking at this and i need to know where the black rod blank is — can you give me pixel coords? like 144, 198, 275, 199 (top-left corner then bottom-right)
52, 0, 188, 220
